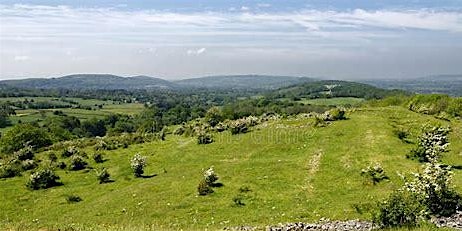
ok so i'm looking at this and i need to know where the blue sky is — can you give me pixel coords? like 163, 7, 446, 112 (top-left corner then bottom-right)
1, 0, 462, 79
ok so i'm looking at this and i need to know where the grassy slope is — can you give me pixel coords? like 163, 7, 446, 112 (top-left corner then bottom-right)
0, 107, 461, 230
300, 97, 365, 106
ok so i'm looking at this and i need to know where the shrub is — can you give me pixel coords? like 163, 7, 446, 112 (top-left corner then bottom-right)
0, 163, 21, 178
21, 159, 37, 170
328, 108, 347, 120
93, 153, 104, 163
130, 153, 147, 177
69, 155, 87, 170
403, 162, 461, 216
373, 191, 426, 228
94, 139, 108, 151
407, 126, 450, 162
26, 168, 60, 190
96, 167, 111, 184
229, 119, 248, 135
232, 195, 245, 206
361, 164, 389, 185
14, 145, 34, 161
197, 132, 213, 145
62, 146, 79, 158
48, 153, 58, 162
197, 179, 213, 196
66, 195, 82, 203
204, 166, 219, 186
393, 129, 409, 142
0, 123, 53, 154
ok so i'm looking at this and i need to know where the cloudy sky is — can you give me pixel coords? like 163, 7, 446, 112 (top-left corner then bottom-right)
1, 0, 462, 80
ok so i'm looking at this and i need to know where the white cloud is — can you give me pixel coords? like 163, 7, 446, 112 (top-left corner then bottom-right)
187, 48, 206, 55
241, 6, 250, 11
14, 55, 30, 61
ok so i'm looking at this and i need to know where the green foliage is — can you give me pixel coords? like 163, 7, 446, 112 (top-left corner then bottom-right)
229, 119, 248, 135
13, 145, 34, 161
204, 167, 219, 186
197, 179, 213, 196
130, 153, 147, 177
360, 164, 389, 185
0, 163, 21, 178
92, 153, 104, 163
0, 123, 52, 154
95, 168, 111, 184
197, 132, 213, 145
66, 195, 82, 203
373, 191, 426, 228
205, 106, 224, 127
69, 155, 88, 171
61, 146, 80, 158
26, 168, 61, 190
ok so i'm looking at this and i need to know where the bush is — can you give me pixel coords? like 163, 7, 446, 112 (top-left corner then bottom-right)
26, 168, 61, 190
403, 162, 461, 216
14, 145, 34, 161
197, 179, 213, 196
197, 132, 213, 145
21, 159, 37, 170
373, 191, 426, 228
407, 126, 450, 162
204, 166, 219, 186
229, 120, 248, 135
69, 155, 87, 170
62, 146, 80, 158
0, 163, 21, 178
93, 153, 104, 163
130, 153, 147, 177
361, 164, 389, 185
0, 123, 53, 154
96, 167, 111, 184
66, 195, 82, 203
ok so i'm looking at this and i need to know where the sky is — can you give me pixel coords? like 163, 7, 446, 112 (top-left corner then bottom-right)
1, 1, 462, 80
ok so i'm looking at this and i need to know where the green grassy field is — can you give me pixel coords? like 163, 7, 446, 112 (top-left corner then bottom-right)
0, 107, 461, 230
300, 97, 365, 106
0, 97, 144, 133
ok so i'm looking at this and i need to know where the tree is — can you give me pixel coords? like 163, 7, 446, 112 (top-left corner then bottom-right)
0, 123, 52, 154
205, 106, 224, 127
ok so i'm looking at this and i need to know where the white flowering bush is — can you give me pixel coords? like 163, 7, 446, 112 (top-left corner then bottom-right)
403, 162, 461, 216
407, 126, 450, 162
27, 168, 60, 190
131, 153, 147, 177
69, 155, 87, 170
204, 166, 219, 185
96, 167, 111, 184
62, 145, 79, 158
361, 163, 389, 185
14, 145, 34, 161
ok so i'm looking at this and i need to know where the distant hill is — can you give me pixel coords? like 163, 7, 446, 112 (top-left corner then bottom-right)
174, 75, 314, 90
0, 74, 176, 90
271, 80, 407, 100
361, 75, 462, 96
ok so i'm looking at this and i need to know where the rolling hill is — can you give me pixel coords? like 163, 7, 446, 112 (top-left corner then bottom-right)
174, 75, 314, 90
0, 74, 176, 90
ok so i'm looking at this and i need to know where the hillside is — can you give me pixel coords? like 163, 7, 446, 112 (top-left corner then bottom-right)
0, 74, 176, 90
272, 80, 407, 100
174, 75, 314, 90
362, 75, 462, 96
0, 106, 461, 230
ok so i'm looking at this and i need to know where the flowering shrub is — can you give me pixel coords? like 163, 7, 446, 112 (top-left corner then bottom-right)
197, 132, 213, 145
21, 159, 37, 170
26, 168, 60, 190
403, 162, 461, 216
0, 163, 21, 178
62, 145, 80, 158
14, 145, 34, 160
229, 119, 248, 135
204, 166, 219, 186
131, 153, 147, 177
69, 155, 87, 170
94, 139, 108, 151
361, 163, 389, 185
407, 126, 450, 162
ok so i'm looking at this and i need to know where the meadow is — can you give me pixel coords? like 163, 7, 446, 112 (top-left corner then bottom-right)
0, 106, 460, 230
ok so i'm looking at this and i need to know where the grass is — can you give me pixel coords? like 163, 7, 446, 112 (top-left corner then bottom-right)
0, 106, 461, 230
0, 97, 144, 133
300, 97, 365, 106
